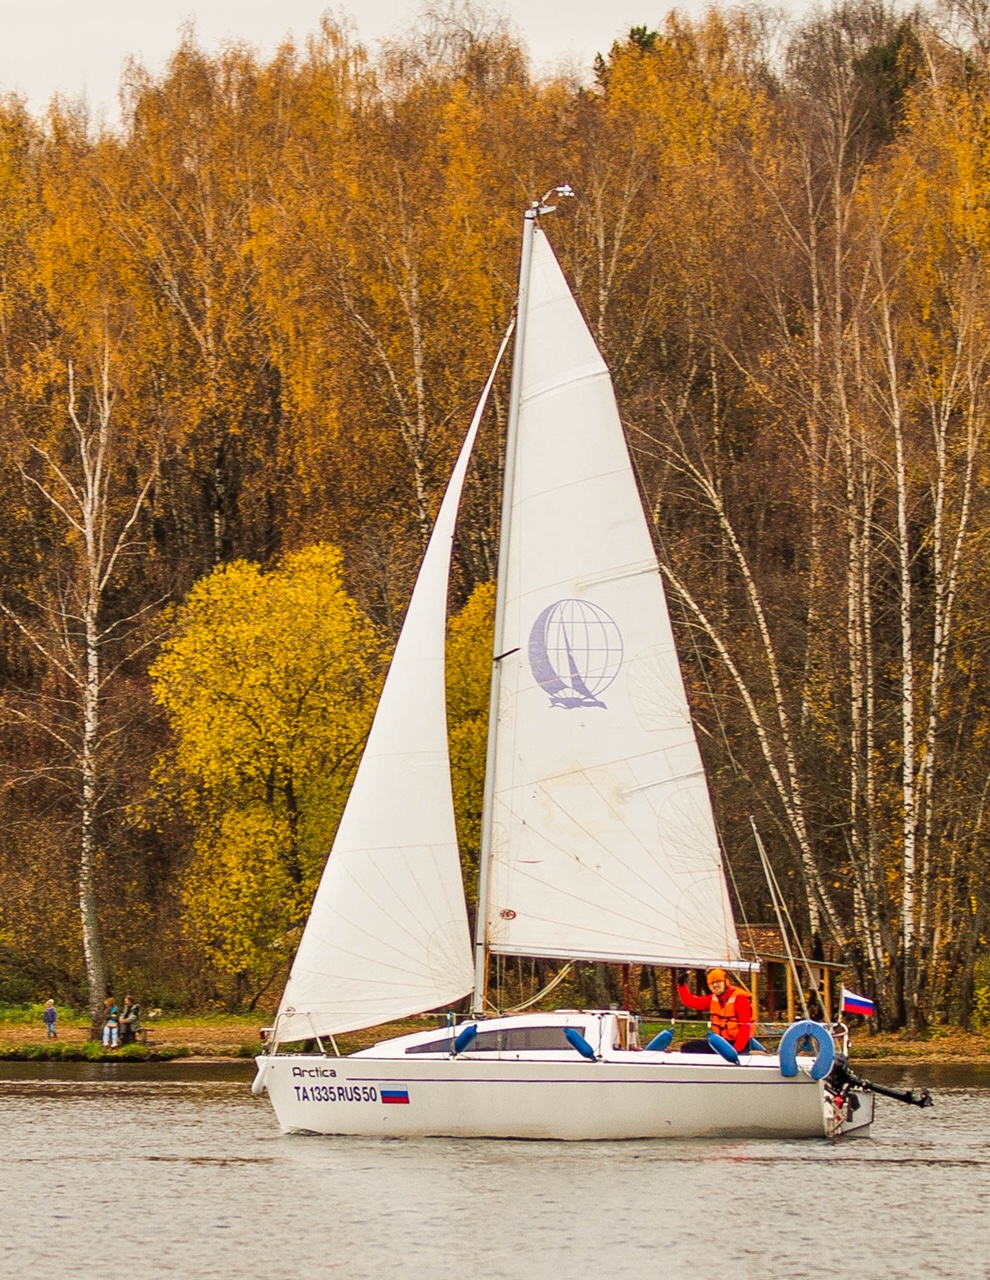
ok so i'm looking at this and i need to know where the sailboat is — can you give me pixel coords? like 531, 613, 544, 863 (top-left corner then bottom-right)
253, 190, 873, 1140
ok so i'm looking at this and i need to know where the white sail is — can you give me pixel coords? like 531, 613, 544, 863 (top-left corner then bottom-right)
275, 338, 509, 1042
484, 229, 744, 969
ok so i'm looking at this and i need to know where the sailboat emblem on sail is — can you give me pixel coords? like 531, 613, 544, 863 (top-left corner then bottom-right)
527, 598, 623, 709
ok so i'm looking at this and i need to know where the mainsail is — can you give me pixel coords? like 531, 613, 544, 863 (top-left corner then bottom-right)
483, 228, 744, 970
274, 336, 510, 1042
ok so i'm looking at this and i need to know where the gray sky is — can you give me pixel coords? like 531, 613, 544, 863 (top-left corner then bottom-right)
0, 1, 733, 125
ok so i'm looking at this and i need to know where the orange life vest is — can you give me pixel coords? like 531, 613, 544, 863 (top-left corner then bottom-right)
710, 985, 748, 1044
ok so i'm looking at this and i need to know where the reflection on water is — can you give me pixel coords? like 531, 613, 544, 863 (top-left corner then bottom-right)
2, 1061, 988, 1278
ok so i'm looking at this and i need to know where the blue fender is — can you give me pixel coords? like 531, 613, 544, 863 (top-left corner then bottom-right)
779, 1020, 835, 1080
645, 1028, 675, 1051
564, 1027, 598, 1061
453, 1023, 478, 1054
707, 1031, 740, 1064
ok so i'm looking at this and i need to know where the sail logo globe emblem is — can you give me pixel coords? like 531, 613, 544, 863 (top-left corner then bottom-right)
528, 598, 623, 709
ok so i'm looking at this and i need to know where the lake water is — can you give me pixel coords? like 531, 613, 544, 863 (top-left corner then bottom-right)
2, 1061, 987, 1278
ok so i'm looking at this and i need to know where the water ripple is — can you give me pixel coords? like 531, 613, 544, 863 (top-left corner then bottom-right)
1, 1062, 987, 1279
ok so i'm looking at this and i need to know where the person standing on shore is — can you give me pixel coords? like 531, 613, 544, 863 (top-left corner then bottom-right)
42, 1000, 57, 1039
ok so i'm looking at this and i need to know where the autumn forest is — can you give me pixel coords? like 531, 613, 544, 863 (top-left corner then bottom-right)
2, 0, 989, 1033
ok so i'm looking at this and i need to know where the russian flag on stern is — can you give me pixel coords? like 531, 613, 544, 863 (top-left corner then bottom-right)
841, 987, 875, 1017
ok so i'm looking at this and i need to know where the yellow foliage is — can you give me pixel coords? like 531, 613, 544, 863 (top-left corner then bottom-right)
182, 808, 298, 977
151, 543, 382, 977
446, 581, 494, 894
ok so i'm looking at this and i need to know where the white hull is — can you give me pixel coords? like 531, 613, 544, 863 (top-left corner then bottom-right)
257, 1052, 872, 1140
255, 1014, 873, 1141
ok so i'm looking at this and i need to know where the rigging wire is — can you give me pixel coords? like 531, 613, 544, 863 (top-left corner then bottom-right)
629, 425, 758, 963
627, 420, 828, 1016
751, 818, 811, 1019
505, 962, 575, 1013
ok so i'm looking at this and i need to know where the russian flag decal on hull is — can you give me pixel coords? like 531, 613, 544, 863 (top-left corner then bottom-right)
381, 1088, 410, 1104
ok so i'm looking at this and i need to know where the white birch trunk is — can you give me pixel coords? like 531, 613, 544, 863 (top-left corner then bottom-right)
8, 347, 158, 1035
79, 601, 106, 1035
872, 258, 919, 1024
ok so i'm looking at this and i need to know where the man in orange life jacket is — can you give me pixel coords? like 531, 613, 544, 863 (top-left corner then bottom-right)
675, 968, 755, 1053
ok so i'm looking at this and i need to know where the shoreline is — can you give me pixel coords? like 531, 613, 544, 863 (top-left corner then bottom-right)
1, 1015, 987, 1067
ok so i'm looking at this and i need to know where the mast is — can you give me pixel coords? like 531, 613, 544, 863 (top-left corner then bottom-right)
472, 188, 573, 1015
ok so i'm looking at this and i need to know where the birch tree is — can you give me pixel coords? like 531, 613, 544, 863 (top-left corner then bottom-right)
256, 14, 544, 626
1, 346, 159, 1034
857, 38, 990, 1023
106, 38, 282, 572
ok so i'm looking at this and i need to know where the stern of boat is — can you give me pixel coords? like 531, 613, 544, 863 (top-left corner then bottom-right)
826, 1083, 875, 1137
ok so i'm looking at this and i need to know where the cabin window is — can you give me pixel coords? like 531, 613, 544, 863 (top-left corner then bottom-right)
404, 1026, 577, 1054
405, 1036, 456, 1054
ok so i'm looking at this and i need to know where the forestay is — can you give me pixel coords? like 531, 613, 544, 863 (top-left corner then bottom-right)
274, 334, 510, 1042
484, 229, 744, 970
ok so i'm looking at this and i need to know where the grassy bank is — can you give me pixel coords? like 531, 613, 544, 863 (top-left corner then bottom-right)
1, 1007, 987, 1065
0, 1010, 262, 1062
0, 1008, 436, 1062
846, 1026, 990, 1065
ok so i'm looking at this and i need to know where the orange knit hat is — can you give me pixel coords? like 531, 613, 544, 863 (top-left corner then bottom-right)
706, 968, 727, 984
